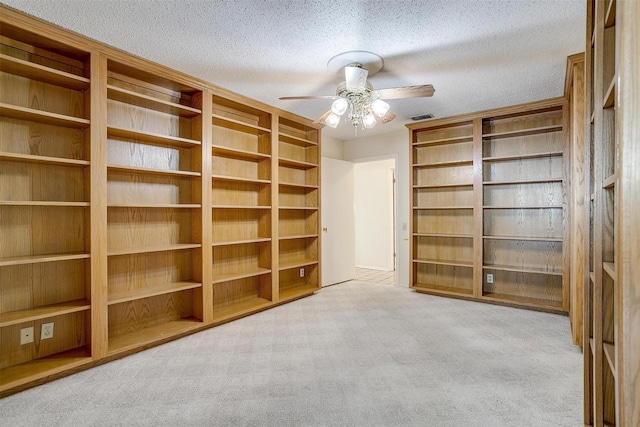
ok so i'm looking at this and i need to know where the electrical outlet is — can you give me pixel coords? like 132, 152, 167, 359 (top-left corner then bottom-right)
41, 322, 54, 340
20, 327, 34, 345
486, 273, 494, 284
299, 268, 305, 278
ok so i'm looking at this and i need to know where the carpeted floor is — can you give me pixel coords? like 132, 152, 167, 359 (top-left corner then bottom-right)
0, 281, 583, 426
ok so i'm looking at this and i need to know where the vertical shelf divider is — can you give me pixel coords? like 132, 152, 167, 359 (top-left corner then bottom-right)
472, 117, 484, 299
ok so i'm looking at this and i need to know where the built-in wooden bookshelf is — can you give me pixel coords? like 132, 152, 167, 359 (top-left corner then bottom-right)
0, 6, 321, 396
408, 99, 569, 314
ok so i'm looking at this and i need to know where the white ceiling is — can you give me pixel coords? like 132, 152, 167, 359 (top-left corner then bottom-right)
3, 0, 585, 141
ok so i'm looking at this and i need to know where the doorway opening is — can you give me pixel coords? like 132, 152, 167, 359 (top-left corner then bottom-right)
353, 157, 397, 284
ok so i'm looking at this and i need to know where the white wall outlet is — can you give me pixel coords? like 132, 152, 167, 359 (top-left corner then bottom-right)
20, 327, 34, 345
486, 273, 494, 284
41, 322, 54, 340
299, 268, 305, 278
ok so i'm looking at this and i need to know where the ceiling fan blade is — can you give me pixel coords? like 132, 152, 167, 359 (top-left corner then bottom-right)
279, 95, 336, 100
345, 66, 369, 92
377, 111, 396, 123
313, 110, 332, 124
374, 84, 435, 99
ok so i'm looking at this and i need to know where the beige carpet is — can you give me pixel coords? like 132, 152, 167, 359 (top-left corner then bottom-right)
0, 281, 583, 426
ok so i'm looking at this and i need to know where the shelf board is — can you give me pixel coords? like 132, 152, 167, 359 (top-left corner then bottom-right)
483, 235, 562, 242
108, 203, 200, 209
412, 135, 473, 147
483, 178, 562, 186
108, 281, 202, 305
212, 174, 271, 185
107, 125, 200, 148
413, 206, 473, 210
483, 205, 562, 209
483, 264, 563, 276
0, 299, 91, 327
278, 181, 318, 189
482, 124, 562, 139
107, 85, 201, 117
0, 151, 89, 167
279, 234, 318, 241
591, 193, 595, 201
212, 144, 271, 160
212, 204, 271, 209
212, 296, 272, 323
107, 243, 201, 257
413, 258, 473, 268
413, 159, 473, 168
279, 157, 318, 169
107, 164, 200, 177
603, 262, 617, 280
481, 292, 564, 313
0, 103, 90, 129
483, 151, 563, 162
413, 233, 473, 238
412, 283, 474, 296
279, 284, 318, 301
590, 338, 595, 355
212, 267, 271, 284
278, 206, 318, 210
0, 54, 90, 90
278, 132, 317, 148
603, 342, 616, 377
0, 200, 89, 207
603, 78, 616, 108
213, 114, 271, 135
0, 252, 89, 267
605, 0, 616, 27
603, 173, 617, 188
212, 237, 271, 246
108, 318, 202, 356
412, 182, 474, 189
0, 347, 91, 394
590, 271, 596, 283
279, 259, 318, 271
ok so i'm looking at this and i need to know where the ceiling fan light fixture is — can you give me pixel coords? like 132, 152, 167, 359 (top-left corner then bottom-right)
371, 99, 390, 117
331, 98, 349, 116
325, 113, 341, 128
362, 112, 377, 129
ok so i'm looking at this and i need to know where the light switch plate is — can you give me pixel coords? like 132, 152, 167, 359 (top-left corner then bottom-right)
20, 327, 34, 345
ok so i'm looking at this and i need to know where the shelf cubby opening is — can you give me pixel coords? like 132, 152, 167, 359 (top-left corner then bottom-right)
482, 270, 563, 310
483, 208, 562, 241
279, 185, 317, 209
279, 263, 318, 300
279, 140, 318, 166
212, 241, 271, 284
278, 117, 319, 147
413, 208, 473, 236
212, 180, 270, 208
483, 181, 562, 208
412, 121, 473, 146
602, 272, 616, 347
279, 237, 318, 270
413, 140, 472, 165
279, 164, 318, 188
412, 263, 473, 295
1, 160, 88, 203
413, 185, 473, 209
483, 239, 562, 275
413, 163, 473, 187
212, 208, 271, 244
213, 96, 271, 133
278, 209, 318, 238
212, 275, 273, 321
603, 356, 617, 425
107, 170, 197, 205
602, 26, 616, 91
481, 107, 562, 136
413, 235, 473, 267
483, 156, 562, 183
602, 188, 616, 263
213, 155, 271, 183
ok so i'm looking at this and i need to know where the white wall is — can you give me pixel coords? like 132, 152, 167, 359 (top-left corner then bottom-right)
353, 159, 395, 271
321, 135, 344, 160
343, 130, 410, 286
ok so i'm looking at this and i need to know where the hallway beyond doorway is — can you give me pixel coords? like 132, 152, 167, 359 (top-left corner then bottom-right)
354, 267, 396, 285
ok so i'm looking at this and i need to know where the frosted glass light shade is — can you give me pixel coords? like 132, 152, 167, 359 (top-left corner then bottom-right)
363, 112, 377, 129
371, 99, 390, 117
331, 98, 349, 116
325, 113, 340, 128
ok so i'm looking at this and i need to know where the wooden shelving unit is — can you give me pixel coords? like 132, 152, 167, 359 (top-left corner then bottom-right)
0, 20, 94, 392
408, 99, 568, 314
0, 4, 324, 397
277, 117, 321, 300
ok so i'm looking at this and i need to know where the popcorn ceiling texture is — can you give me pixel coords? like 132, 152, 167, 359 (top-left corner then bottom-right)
3, 0, 585, 140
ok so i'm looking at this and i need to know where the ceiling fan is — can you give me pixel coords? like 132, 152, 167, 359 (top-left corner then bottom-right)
279, 51, 435, 130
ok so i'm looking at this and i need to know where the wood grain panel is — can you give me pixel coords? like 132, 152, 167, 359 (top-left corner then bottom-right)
414, 164, 473, 187
481, 108, 561, 134
278, 186, 317, 208
0, 161, 86, 202
0, 311, 86, 369
482, 131, 563, 158
212, 180, 269, 206
602, 188, 615, 263
483, 182, 562, 207
413, 141, 472, 164
107, 171, 193, 205
106, 99, 189, 139
413, 235, 473, 264
483, 208, 563, 238
414, 209, 473, 235
107, 136, 195, 173
483, 270, 562, 304
483, 157, 563, 182
212, 275, 271, 310
413, 263, 473, 291
213, 123, 270, 154
278, 209, 317, 237
212, 155, 270, 181
107, 290, 194, 339
413, 186, 473, 208
413, 122, 473, 143
278, 165, 317, 186
279, 263, 318, 295
279, 237, 318, 266
212, 242, 271, 276
483, 239, 562, 273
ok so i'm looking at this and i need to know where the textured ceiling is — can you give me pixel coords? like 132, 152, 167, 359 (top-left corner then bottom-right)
2, 0, 585, 140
